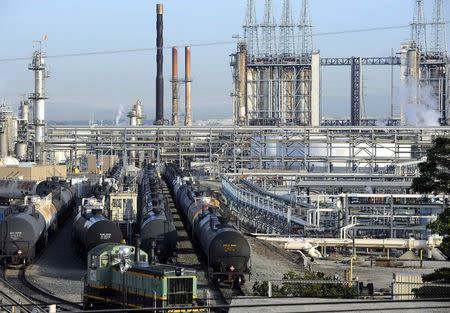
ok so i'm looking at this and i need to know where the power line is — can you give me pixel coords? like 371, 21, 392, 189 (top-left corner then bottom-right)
0, 21, 448, 63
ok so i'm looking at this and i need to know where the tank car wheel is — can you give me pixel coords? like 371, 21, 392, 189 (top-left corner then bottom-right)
232, 275, 243, 289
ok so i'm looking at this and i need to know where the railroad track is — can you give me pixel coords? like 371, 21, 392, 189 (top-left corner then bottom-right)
0, 266, 45, 313
161, 179, 246, 313
2, 266, 82, 312
1, 214, 82, 312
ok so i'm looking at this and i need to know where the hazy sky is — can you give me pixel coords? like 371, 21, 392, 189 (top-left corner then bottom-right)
0, 0, 448, 122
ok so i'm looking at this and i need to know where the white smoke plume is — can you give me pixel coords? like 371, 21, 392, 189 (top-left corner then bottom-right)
399, 78, 440, 127
115, 104, 124, 125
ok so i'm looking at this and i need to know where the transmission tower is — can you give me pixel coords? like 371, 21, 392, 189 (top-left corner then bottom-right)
299, 0, 313, 56
279, 0, 296, 56
243, 0, 259, 57
430, 0, 447, 55
261, 0, 277, 57
411, 0, 427, 53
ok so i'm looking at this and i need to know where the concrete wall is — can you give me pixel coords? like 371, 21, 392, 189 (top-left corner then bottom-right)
0, 164, 67, 180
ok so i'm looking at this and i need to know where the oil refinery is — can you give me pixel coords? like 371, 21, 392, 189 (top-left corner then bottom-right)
0, 0, 450, 312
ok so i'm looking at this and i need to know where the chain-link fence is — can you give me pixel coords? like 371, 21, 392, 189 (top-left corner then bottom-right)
392, 281, 450, 300
255, 279, 450, 300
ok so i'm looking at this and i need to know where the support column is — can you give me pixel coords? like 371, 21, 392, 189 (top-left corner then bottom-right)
350, 57, 361, 126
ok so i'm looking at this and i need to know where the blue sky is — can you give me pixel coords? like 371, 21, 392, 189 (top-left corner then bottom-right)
0, 0, 448, 121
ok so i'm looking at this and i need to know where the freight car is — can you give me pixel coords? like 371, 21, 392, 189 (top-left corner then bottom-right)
0, 183, 75, 265
164, 164, 250, 287
83, 242, 203, 311
0, 177, 69, 200
72, 197, 123, 256
139, 165, 177, 263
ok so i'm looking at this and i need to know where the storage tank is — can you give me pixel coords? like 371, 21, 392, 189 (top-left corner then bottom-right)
14, 142, 27, 160
0, 128, 7, 158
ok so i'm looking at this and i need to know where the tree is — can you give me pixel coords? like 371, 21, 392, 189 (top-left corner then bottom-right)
412, 137, 450, 256
411, 137, 450, 298
412, 137, 450, 194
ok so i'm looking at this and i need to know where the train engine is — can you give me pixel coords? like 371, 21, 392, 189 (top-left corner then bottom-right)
84, 242, 202, 311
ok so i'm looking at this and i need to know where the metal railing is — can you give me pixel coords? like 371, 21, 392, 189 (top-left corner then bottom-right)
221, 176, 307, 234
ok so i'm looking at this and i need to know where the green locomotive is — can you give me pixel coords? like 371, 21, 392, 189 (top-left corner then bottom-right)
84, 243, 202, 311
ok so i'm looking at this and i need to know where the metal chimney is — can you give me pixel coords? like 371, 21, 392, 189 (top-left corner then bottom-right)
155, 4, 164, 125
184, 46, 192, 126
171, 47, 179, 125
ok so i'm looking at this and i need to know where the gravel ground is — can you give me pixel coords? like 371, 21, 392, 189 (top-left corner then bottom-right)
245, 236, 450, 292
26, 214, 85, 303
246, 236, 305, 288
311, 258, 449, 289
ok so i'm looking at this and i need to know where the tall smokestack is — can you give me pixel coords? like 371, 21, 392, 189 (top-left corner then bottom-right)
155, 4, 164, 125
171, 47, 179, 125
184, 46, 192, 126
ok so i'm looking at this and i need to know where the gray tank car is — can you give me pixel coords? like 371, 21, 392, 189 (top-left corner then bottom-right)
0, 184, 75, 264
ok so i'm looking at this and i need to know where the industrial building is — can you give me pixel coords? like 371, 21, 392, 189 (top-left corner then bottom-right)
0, 0, 449, 281
231, 0, 449, 126
0, 1, 449, 312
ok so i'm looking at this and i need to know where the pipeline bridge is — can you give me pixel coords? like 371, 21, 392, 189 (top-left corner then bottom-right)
45, 125, 450, 174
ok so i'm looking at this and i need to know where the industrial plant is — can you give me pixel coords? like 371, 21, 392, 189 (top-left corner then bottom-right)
0, 0, 449, 312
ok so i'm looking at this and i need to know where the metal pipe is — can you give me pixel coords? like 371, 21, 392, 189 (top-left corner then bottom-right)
155, 4, 164, 125
172, 47, 179, 126
128, 108, 137, 163
184, 46, 192, 126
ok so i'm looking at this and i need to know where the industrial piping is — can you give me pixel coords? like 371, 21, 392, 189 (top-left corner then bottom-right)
184, 46, 192, 126
155, 4, 164, 125
171, 47, 179, 125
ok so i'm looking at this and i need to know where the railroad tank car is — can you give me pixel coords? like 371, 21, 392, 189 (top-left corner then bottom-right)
83, 243, 202, 311
0, 177, 70, 200
0, 184, 75, 264
139, 166, 177, 263
72, 210, 123, 255
163, 164, 250, 286
0, 180, 41, 199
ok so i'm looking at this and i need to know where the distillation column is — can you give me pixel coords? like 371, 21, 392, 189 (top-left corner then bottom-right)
28, 48, 48, 163
310, 51, 321, 126
127, 107, 137, 164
